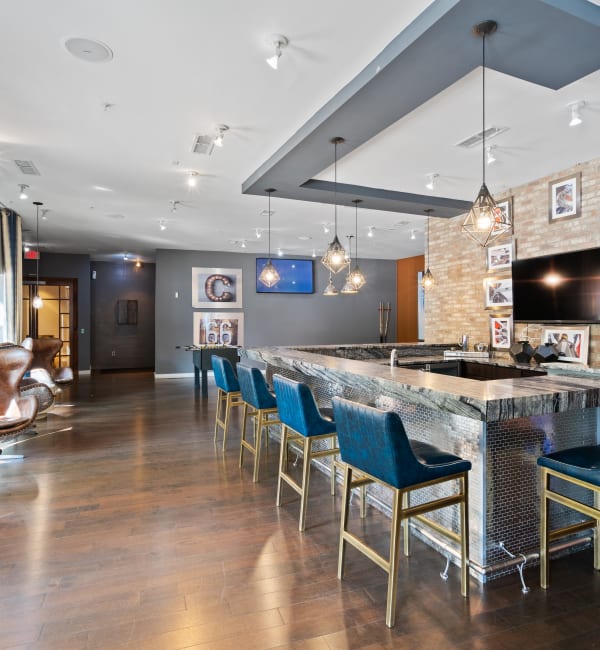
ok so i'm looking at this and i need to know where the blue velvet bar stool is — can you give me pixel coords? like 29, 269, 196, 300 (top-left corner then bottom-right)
237, 364, 281, 483
211, 355, 244, 451
273, 374, 339, 532
332, 396, 471, 628
538, 444, 600, 589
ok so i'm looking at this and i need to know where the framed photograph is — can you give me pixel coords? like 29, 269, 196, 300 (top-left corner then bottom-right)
484, 277, 513, 308
541, 325, 589, 365
487, 242, 514, 271
493, 196, 513, 235
489, 314, 512, 350
192, 267, 242, 308
548, 172, 581, 222
193, 312, 244, 347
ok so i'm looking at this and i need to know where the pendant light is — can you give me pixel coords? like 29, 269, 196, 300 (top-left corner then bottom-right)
422, 208, 435, 290
461, 20, 511, 247
32, 201, 44, 309
349, 199, 366, 290
341, 236, 357, 294
321, 137, 349, 274
258, 189, 280, 288
323, 271, 338, 296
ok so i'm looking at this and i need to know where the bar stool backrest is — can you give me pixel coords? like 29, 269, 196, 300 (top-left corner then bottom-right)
211, 355, 239, 393
273, 374, 334, 437
237, 364, 276, 410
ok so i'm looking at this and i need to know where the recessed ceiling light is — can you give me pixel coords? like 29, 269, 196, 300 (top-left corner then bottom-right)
298, 235, 312, 241
63, 37, 114, 63
93, 185, 113, 192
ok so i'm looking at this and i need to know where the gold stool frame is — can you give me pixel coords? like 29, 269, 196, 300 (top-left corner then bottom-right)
539, 466, 600, 589
239, 403, 280, 483
213, 387, 244, 451
338, 463, 469, 628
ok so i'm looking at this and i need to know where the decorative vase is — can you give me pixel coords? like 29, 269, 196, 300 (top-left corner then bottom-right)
509, 340, 535, 364
533, 342, 559, 364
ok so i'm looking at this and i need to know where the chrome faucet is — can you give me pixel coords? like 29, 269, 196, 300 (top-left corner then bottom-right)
390, 348, 398, 367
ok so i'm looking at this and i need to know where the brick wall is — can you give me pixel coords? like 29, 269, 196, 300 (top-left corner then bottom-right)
424, 157, 600, 367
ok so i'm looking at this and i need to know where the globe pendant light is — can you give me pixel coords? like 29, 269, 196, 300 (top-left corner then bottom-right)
258, 188, 281, 288
461, 20, 511, 247
349, 199, 366, 290
341, 236, 357, 294
422, 208, 435, 290
321, 137, 349, 274
32, 201, 44, 309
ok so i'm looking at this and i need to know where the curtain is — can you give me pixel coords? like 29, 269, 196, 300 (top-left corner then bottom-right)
0, 208, 23, 344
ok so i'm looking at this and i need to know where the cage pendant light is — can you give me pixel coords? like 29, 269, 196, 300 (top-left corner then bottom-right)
422, 208, 435, 289
461, 21, 511, 247
341, 236, 357, 294
349, 199, 366, 290
32, 201, 44, 309
258, 189, 280, 288
323, 271, 339, 296
321, 137, 349, 274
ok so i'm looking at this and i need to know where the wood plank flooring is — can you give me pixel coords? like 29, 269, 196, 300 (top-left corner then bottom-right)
1, 371, 600, 649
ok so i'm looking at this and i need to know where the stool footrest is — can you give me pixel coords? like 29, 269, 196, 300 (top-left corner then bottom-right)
342, 530, 389, 572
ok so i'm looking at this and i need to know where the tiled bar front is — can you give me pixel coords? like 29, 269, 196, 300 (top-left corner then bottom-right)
243, 345, 600, 582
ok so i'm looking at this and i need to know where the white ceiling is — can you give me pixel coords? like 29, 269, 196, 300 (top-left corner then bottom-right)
1, 0, 599, 263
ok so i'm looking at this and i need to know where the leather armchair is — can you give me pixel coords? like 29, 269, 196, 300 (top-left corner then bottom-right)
21, 337, 74, 392
0, 346, 39, 459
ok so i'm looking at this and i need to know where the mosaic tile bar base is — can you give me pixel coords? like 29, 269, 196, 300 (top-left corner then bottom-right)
244, 346, 600, 583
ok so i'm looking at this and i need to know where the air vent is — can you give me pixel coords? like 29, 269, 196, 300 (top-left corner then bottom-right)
14, 160, 40, 175
191, 134, 215, 156
455, 126, 508, 149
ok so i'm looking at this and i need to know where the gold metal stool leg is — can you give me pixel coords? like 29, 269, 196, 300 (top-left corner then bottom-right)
386, 488, 403, 628
338, 464, 352, 580
460, 472, 470, 597
540, 467, 550, 589
402, 490, 411, 557
299, 436, 312, 532
276, 425, 288, 507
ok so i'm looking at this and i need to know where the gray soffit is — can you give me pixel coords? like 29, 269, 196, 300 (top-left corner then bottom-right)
242, 0, 600, 216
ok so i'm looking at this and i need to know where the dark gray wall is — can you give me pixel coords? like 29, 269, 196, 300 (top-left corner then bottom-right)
23, 252, 91, 371
91, 261, 155, 370
155, 249, 397, 374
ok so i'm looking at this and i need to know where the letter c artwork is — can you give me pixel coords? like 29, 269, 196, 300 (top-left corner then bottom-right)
205, 274, 234, 302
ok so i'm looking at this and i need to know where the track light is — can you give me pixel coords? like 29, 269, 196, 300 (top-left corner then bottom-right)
410, 229, 416, 240
322, 223, 330, 234
187, 171, 199, 187
214, 124, 229, 147
255, 228, 262, 239
159, 220, 167, 231
240, 240, 246, 249
277, 248, 283, 257
425, 174, 438, 191
41, 208, 50, 220
312, 249, 317, 258
486, 146, 496, 164
18, 184, 29, 200
569, 101, 585, 127
266, 35, 289, 70
135, 260, 142, 268
367, 226, 374, 238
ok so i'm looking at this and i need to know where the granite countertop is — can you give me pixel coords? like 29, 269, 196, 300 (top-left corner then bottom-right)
244, 345, 600, 423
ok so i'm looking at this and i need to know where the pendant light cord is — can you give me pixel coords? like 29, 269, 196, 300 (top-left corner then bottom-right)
35, 204, 40, 291
267, 190, 272, 259
334, 139, 338, 236
482, 31, 486, 187
355, 202, 358, 263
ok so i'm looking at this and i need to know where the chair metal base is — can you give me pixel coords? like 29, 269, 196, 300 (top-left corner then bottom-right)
539, 466, 600, 589
338, 463, 469, 628
239, 404, 280, 482
276, 425, 339, 532
213, 388, 244, 451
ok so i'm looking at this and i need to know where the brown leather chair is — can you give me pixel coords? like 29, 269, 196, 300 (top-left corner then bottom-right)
0, 346, 39, 461
21, 337, 74, 390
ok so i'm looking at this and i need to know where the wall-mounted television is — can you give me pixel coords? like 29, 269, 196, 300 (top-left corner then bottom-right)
512, 247, 600, 323
256, 258, 314, 294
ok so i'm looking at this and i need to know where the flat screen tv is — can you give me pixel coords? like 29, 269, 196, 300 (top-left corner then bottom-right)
512, 247, 600, 323
255, 258, 314, 294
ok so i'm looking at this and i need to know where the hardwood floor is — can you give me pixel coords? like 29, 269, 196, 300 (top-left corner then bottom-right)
1, 371, 600, 649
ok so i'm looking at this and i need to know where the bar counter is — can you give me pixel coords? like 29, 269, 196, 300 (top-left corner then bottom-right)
243, 343, 600, 583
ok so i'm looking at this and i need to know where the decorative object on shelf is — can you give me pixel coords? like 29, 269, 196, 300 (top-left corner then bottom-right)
421, 208, 435, 289
532, 342, 559, 365
258, 189, 280, 288
489, 314, 512, 350
321, 137, 350, 275
349, 199, 366, 290
378, 302, 391, 343
193, 312, 244, 347
541, 325, 590, 365
32, 201, 44, 310
509, 340, 535, 364
192, 267, 243, 309
484, 277, 513, 309
487, 241, 514, 271
461, 20, 512, 247
548, 172, 581, 222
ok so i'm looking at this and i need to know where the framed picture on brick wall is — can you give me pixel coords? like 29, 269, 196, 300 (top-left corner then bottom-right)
490, 314, 512, 350
487, 242, 514, 271
484, 277, 513, 309
548, 172, 581, 222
